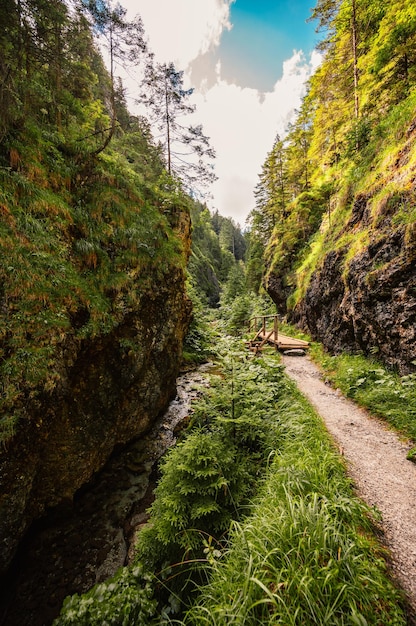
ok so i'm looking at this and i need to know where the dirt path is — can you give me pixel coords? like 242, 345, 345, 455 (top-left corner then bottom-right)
282, 354, 416, 622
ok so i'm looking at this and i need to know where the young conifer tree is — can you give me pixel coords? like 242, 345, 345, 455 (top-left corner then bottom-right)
139, 59, 217, 196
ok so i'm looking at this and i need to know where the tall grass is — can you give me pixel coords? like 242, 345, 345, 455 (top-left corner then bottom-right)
55, 340, 407, 625
184, 373, 405, 625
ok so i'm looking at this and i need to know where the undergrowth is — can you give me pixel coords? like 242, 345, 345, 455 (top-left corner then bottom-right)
55, 338, 406, 625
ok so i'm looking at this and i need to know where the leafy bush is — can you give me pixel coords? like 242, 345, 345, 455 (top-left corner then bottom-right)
54, 564, 157, 625
137, 344, 289, 575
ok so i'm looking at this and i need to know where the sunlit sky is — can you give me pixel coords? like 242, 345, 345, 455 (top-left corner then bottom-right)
120, 0, 321, 224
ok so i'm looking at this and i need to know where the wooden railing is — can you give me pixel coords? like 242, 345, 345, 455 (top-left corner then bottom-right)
247, 314, 309, 353
247, 315, 279, 343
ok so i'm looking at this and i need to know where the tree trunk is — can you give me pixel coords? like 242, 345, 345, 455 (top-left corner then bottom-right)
92, 22, 116, 156
351, 0, 359, 120
165, 73, 171, 174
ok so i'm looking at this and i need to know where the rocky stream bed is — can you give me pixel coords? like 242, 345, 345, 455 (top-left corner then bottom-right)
0, 366, 212, 626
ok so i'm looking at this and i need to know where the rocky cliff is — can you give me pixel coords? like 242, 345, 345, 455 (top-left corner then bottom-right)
289, 211, 416, 374
0, 210, 192, 577
266, 121, 416, 375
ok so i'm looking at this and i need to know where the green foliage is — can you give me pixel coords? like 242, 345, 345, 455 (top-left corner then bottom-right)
244, 232, 265, 294
220, 263, 246, 306
406, 447, 416, 463
54, 563, 157, 626
188, 205, 222, 306
261, 0, 416, 317
217, 290, 275, 336
184, 380, 406, 626
224, 293, 254, 334
137, 429, 251, 567
187, 203, 248, 307
137, 343, 288, 573
56, 336, 407, 624
182, 279, 212, 364
0, 4, 193, 444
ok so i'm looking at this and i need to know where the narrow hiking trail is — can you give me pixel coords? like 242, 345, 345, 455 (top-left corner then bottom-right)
281, 354, 416, 622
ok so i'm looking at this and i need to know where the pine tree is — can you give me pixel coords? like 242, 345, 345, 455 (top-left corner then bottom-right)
139, 59, 216, 196
79, 0, 147, 154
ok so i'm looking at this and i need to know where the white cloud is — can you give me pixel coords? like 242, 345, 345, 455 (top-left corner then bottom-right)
122, 0, 234, 68
118, 0, 321, 223
195, 50, 321, 223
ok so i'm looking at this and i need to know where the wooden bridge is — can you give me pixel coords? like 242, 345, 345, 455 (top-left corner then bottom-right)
246, 315, 310, 354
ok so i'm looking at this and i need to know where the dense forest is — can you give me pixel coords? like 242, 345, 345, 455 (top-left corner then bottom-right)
1, 0, 416, 624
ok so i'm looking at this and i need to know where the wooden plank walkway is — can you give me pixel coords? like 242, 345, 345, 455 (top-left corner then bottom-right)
246, 315, 309, 353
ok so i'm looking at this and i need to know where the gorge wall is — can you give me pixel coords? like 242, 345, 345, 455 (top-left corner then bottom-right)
288, 198, 416, 374
266, 124, 416, 376
0, 213, 192, 578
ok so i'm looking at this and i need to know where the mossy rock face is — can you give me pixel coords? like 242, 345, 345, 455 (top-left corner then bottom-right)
277, 182, 416, 377
0, 251, 191, 577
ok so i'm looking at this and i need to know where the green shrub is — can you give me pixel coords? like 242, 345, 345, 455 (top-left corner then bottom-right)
137, 429, 253, 567
54, 563, 157, 626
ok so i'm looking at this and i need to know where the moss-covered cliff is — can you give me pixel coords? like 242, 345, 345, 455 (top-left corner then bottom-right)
0, 0, 198, 574
265, 112, 416, 373
256, 1, 416, 375
0, 150, 192, 575
289, 153, 416, 373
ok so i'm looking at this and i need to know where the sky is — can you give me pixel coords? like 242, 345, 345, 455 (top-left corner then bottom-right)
119, 0, 321, 225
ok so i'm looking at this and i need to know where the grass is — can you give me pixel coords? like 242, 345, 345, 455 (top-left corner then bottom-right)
183, 359, 406, 626
56, 336, 408, 625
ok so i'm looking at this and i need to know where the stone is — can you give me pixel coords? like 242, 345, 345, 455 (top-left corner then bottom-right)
0, 213, 192, 577
283, 349, 306, 356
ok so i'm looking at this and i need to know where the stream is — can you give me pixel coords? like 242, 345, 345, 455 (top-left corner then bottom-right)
0, 365, 212, 626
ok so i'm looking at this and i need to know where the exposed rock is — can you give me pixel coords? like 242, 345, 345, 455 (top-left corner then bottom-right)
264, 139, 416, 376
283, 349, 307, 357
266, 271, 291, 313
0, 227, 192, 577
288, 207, 416, 374
0, 366, 210, 626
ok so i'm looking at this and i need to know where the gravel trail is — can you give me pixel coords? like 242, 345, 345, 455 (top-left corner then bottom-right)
282, 354, 416, 622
